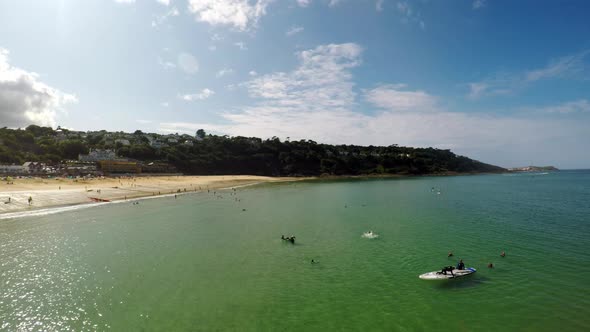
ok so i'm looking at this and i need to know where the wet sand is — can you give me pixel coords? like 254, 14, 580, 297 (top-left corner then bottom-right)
0, 175, 300, 215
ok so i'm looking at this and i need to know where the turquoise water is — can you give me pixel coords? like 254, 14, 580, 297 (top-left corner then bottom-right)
1, 171, 590, 331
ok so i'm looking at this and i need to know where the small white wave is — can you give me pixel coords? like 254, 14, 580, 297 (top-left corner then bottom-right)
361, 231, 379, 239
0, 202, 108, 220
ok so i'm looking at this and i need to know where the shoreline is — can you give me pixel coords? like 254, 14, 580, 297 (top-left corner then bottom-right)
0, 172, 504, 218
0, 175, 305, 217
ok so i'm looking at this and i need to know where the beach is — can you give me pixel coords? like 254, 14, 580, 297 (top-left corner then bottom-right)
0, 175, 299, 215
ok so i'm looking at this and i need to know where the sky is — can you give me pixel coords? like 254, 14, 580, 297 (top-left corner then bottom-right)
0, 0, 589, 168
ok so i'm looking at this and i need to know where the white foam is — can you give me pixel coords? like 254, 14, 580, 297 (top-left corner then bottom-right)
0, 202, 108, 220
361, 231, 379, 239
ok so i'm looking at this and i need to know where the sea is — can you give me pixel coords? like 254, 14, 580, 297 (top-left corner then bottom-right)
1, 170, 589, 331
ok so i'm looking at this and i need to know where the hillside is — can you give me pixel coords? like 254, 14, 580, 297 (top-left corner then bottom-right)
0, 125, 505, 176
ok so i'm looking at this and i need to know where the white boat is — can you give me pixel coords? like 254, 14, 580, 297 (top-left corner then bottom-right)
419, 267, 476, 280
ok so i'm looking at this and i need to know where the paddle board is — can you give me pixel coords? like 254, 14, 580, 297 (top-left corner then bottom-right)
419, 267, 476, 280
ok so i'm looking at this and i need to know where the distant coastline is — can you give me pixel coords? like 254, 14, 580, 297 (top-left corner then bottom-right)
507, 166, 559, 172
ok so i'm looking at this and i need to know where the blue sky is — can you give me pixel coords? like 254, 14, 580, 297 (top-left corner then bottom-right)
0, 0, 589, 168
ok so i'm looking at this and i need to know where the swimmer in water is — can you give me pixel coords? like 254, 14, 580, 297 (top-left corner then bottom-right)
488, 263, 494, 268
448, 252, 453, 257
501, 251, 506, 257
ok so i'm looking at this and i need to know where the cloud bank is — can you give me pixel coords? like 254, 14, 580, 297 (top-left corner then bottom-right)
0, 48, 77, 128
160, 43, 590, 168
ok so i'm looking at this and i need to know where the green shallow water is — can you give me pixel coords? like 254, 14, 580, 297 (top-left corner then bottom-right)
1, 171, 590, 331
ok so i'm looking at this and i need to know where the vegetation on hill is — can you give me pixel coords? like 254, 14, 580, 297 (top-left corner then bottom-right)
0, 125, 505, 176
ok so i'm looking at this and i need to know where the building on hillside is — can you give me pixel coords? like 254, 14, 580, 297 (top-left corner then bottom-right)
22, 162, 44, 173
0, 164, 24, 174
79, 149, 117, 162
64, 162, 99, 176
98, 161, 141, 174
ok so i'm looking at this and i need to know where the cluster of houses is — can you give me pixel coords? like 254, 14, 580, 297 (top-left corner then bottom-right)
0, 130, 200, 177
0, 149, 177, 177
0, 162, 60, 175
53, 128, 200, 149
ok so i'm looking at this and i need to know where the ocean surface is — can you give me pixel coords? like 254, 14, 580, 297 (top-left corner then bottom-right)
1, 171, 589, 331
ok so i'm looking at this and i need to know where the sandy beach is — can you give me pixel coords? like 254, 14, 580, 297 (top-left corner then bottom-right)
0, 175, 301, 215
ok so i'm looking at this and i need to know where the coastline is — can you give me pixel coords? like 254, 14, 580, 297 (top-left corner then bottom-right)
0, 171, 504, 217
0, 175, 303, 217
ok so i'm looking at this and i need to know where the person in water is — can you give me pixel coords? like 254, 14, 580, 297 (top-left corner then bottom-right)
488, 263, 494, 268
456, 259, 465, 270
448, 252, 453, 257
501, 251, 506, 257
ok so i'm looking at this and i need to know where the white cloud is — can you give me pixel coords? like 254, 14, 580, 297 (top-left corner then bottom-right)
249, 70, 258, 76
158, 56, 177, 70
0, 48, 77, 128
472, 0, 486, 9
156, 0, 170, 6
397, 2, 411, 16
152, 6, 180, 27
208, 45, 217, 51
187, 0, 272, 31
160, 102, 169, 107
469, 50, 589, 99
328, 0, 342, 7
396, 1, 425, 29
137, 119, 153, 124
177, 53, 199, 74
286, 25, 304, 36
541, 99, 590, 114
180, 88, 215, 101
468, 82, 490, 99
365, 84, 438, 112
159, 43, 590, 168
525, 50, 589, 82
216, 68, 234, 78
234, 42, 247, 50
114, 0, 135, 3
376, 0, 384, 12
210, 33, 224, 41
296, 0, 311, 7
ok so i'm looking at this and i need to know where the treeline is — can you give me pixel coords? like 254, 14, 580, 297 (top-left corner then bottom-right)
0, 126, 505, 176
